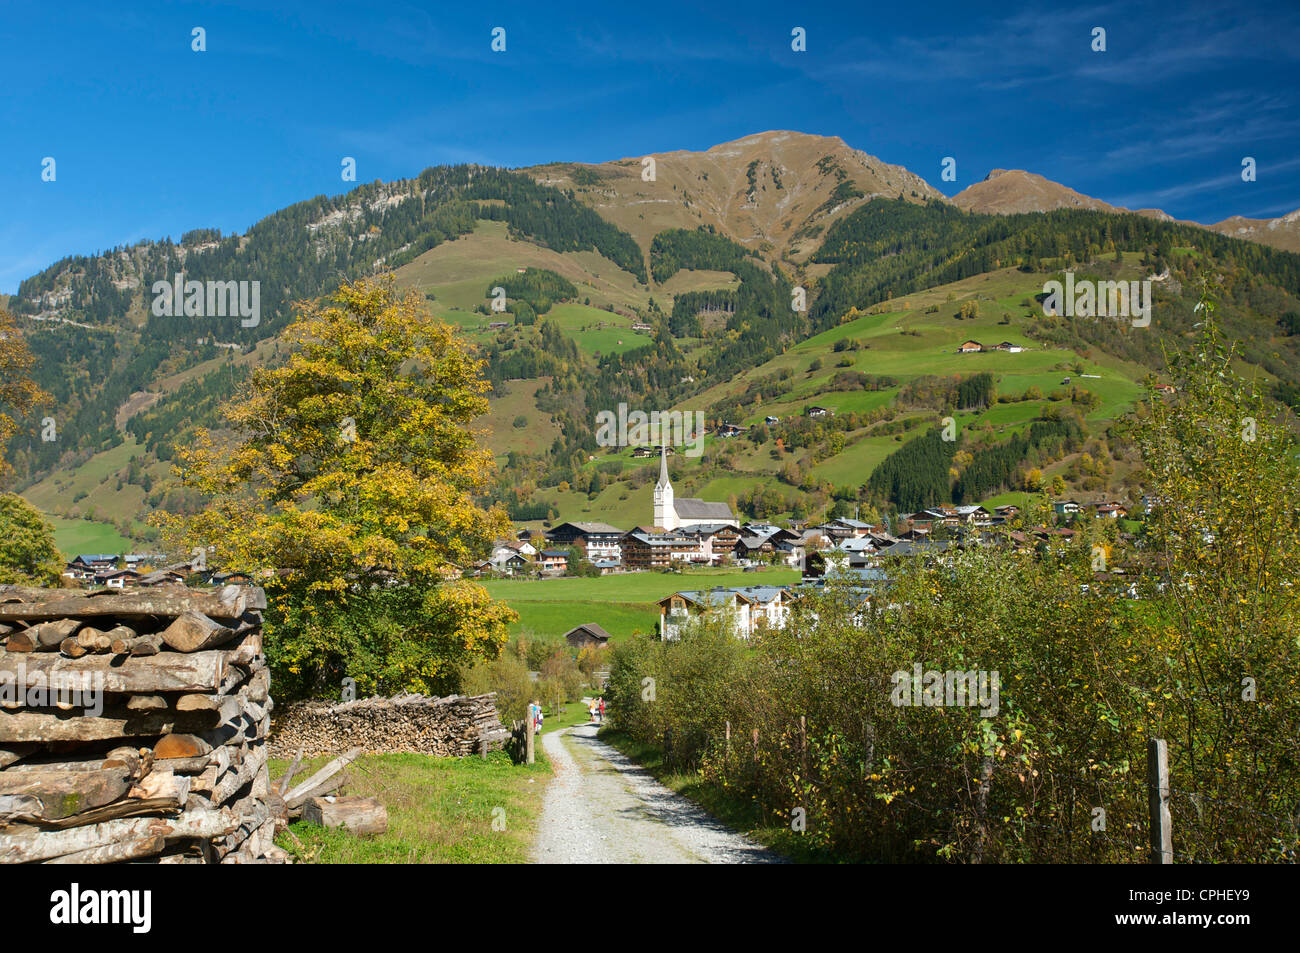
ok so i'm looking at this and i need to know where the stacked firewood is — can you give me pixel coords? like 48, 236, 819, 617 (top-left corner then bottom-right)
0, 584, 285, 864
269, 693, 509, 758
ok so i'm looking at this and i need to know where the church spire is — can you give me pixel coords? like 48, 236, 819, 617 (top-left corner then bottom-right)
656, 444, 670, 489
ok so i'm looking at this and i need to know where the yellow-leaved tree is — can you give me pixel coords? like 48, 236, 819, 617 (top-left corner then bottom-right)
163, 278, 516, 700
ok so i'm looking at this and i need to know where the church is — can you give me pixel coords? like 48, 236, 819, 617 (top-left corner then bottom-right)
653, 447, 738, 530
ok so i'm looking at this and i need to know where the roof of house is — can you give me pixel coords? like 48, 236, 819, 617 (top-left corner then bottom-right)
563, 623, 613, 642
74, 554, 118, 564
550, 521, 624, 536
679, 522, 739, 537
673, 498, 736, 521
662, 585, 793, 608
539, 549, 570, 558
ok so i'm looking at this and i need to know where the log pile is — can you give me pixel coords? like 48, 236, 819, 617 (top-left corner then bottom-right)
0, 584, 285, 864
269, 693, 508, 758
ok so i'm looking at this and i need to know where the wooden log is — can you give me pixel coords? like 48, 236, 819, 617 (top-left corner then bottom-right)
0, 794, 43, 821
0, 648, 228, 694
14, 795, 185, 830
275, 748, 304, 796
0, 765, 133, 821
106, 626, 142, 655
0, 585, 254, 624
152, 755, 210, 775
0, 806, 239, 863
45, 834, 165, 864
153, 734, 212, 760
160, 611, 236, 654
0, 702, 238, 744
208, 742, 267, 806
4, 631, 39, 653
128, 634, 163, 657
284, 747, 361, 810
58, 638, 88, 659
303, 796, 387, 835
0, 743, 37, 769
126, 695, 168, 712
38, 619, 82, 650
130, 768, 192, 803
226, 631, 264, 667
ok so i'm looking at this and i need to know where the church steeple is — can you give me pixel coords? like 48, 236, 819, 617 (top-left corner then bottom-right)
653, 446, 675, 530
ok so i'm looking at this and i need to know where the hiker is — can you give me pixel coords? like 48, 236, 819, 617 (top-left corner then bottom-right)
598, 697, 606, 724
588, 699, 597, 723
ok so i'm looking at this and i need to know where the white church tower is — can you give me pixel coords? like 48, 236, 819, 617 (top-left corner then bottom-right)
653, 446, 676, 530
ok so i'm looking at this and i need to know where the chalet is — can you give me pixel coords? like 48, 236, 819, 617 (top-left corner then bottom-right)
824, 517, 873, 538
679, 523, 741, 560
93, 569, 140, 589
764, 416, 780, 426
992, 341, 1024, 353
70, 554, 118, 572
716, 423, 747, 438
537, 550, 570, 574
1052, 500, 1083, 517
957, 340, 984, 354
994, 504, 1020, 519
658, 586, 797, 640
734, 535, 776, 561
563, 623, 612, 650
490, 551, 530, 575
632, 444, 675, 458
631, 322, 654, 331
546, 522, 624, 562
620, 531, 702, 570
805, 406, 832, 419
62, 562, 97, 583
591, 559, 621, 575
488, 321, 509, 330
1091, 501, 1130, 519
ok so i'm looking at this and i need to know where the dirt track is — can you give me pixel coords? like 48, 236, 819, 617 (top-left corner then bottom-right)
532, 721, 778, 864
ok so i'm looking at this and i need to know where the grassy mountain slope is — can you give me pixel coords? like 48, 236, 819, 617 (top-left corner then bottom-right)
6, 133, 1299, 555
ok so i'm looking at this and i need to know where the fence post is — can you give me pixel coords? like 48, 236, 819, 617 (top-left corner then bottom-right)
1147, 738, 1172, 864
526, 702, 536, 765
799, 715, 808, 782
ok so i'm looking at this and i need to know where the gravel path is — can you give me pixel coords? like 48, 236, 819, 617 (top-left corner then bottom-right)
532, 721, 778, 864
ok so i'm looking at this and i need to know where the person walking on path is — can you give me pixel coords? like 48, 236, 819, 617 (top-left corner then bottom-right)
598, 697, 606, 724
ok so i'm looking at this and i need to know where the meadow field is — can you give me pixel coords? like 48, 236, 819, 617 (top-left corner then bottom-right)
480, 565, 800, 641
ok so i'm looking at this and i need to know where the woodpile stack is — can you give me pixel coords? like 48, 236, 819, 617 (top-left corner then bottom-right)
0, 584, 284, 864
269, 693, 508, 758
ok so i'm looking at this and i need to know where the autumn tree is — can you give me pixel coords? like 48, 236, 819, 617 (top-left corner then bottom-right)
165, 278, 516, 699
0, 493, 62, 585
1134, 282, 1300, 858
0, 309, 50, 487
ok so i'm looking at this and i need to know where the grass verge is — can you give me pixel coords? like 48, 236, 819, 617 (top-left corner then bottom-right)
268, 749, 551, 864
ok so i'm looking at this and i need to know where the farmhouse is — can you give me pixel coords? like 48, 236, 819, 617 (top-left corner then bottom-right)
957, 340, 984, 354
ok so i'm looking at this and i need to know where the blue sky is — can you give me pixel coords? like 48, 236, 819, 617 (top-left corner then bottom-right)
3, 0, 1298, 292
